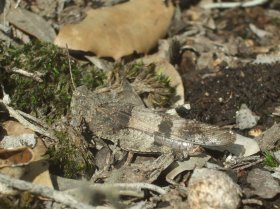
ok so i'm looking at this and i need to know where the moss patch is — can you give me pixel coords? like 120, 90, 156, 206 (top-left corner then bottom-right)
263, 151, 279, 168
0, 41, 105, 121
47, 131, 95, 179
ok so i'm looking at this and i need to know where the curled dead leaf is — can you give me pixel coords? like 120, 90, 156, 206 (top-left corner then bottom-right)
1, 120, 52, 188
2, 120, 33, 136
0, 147, 34, 168
55, 0, 174, 59
140, 58, 185, 106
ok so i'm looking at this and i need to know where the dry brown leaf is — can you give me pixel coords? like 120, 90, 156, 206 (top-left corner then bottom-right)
0, 147, 34, 168
31, 166, 53, 188
2, 120, 33, 136
135, 38, 184, 106
55, 0, 174, 59
24, 137, 48, 183
21, 139, 52, 188
141, 58, 185, 106
0, 121, 52, 188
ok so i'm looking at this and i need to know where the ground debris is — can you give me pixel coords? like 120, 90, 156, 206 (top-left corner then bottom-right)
1, 0, 280, 208
246, 168, 280, 199
257, 123, 280, 151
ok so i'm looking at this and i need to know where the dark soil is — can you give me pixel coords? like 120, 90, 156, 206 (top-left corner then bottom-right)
181, 63, 280, 129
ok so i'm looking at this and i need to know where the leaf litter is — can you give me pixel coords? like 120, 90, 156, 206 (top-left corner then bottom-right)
0, 0, 280, 209
55, 0, 175, 59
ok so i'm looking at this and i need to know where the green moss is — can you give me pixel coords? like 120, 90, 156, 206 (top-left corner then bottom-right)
47, 131, 95, 179
270, 17, 280, 27
0, 42, 174, 119
0, 41, 105, 121
263, 151, 279, 168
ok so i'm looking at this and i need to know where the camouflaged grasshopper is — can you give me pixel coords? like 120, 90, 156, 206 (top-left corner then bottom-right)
70, 85, 235, 155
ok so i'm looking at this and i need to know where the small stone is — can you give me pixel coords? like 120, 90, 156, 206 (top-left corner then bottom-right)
236, 104, 260, 130
247, 168, 280, 199
187, 168, 241, 209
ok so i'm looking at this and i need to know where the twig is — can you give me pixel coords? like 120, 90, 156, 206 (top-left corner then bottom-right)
66, 44, 76, 90
105, 183, 166, 195
0, 173, 95, 209
3, 0, 10, 29
9, 67, 44, 83
1, 84, 11, 105
242, 198, 263, 206
0, 102, 58, 142
17, 109, 50, 130
202, 0, 268, 9
65, 182, 167, 195
14, 0, 22, 8
224, 155, 261, 169
85, 55, 113, 71
234, 158, 263, 172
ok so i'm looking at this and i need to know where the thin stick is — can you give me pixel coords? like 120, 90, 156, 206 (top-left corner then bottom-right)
234, 158, 263, 172
202, 0, 268, 9
0, 173, 95, 209
14, 0, 22, 8
66, 182, 167, 195
10, 67, 44, 82
17, 109, 50, 130
113, 183, 166, 195
0, 102, 57, 142
242, 198, 263, 206
1, 84, 11, 104
66, 44, 76, 90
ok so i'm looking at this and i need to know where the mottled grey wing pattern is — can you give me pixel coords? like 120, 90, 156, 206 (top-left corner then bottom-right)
113, 106, 235, 147
170, 119, 235, 146
72, 87, 235, 148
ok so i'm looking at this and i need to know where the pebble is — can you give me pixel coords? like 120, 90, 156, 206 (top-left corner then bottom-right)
187, 168, 241, 209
